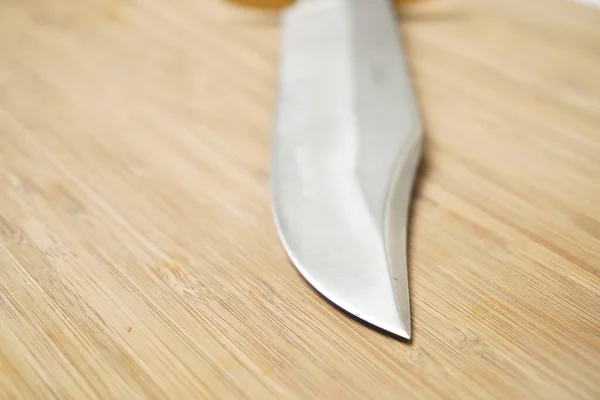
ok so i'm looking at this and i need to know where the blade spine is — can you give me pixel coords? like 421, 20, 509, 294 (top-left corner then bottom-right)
349, 0, 422, 339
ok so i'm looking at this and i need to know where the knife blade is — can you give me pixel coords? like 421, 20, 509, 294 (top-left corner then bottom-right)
271, 0, 422, 339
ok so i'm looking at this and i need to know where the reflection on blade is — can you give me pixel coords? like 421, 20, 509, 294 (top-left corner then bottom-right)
271, 0, 422, 339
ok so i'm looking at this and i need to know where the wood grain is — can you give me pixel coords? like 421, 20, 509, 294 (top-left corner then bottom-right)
0, 0, 599, 398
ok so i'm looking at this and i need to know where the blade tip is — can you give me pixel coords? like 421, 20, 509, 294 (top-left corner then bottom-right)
389, 326, 411, 341
375, 317, 411, 340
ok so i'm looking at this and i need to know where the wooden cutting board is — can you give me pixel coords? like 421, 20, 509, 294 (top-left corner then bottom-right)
0, 0, 598, 398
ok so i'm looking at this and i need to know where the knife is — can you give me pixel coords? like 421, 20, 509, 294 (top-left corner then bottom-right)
269, 0, 423, 339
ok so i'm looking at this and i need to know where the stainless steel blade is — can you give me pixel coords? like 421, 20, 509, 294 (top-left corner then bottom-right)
271, 0, 422, 339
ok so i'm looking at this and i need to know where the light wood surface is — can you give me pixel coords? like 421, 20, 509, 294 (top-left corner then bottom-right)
1, 0, 599, 398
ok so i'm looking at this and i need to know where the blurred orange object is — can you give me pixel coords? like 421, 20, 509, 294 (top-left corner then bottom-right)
227, 0, 423, 9
226, 0, 293, 8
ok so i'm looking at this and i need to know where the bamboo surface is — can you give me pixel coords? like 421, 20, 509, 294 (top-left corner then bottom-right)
0, 0, 599, 398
